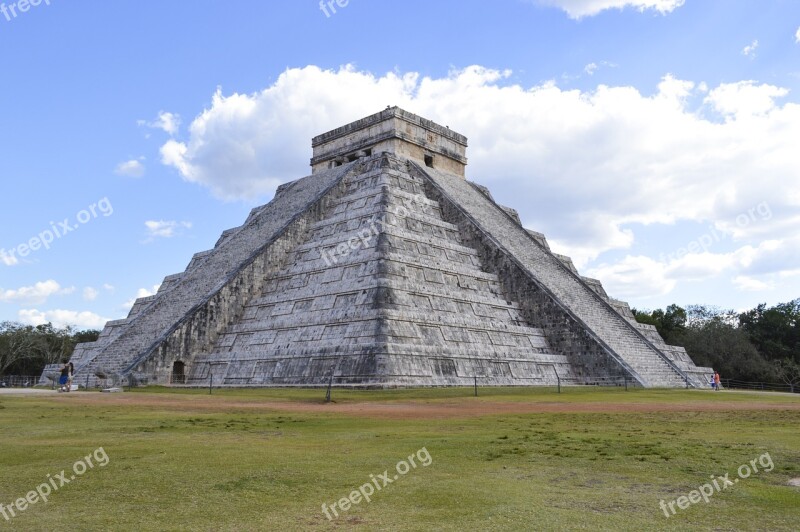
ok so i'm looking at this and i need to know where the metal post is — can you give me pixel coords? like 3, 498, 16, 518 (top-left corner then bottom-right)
209, 372, 213, 395
325, 369, 334, 403
624, 374, 628, 391
326, 357, 343, 403
474, 375, 478, 397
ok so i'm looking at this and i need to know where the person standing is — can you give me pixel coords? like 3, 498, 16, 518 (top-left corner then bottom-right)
714, 371, 721, 391
58, 361, 69, 392
66, 362, 74, 392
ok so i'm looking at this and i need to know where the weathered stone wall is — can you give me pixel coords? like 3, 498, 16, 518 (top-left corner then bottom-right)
188, 154, 573, 387
311, 107, 468, 177
134, 166, 364, 384
416, 162, 696, 388
70, 162, 356, 387
419, 168, 630, 384
137, 205, 332, 382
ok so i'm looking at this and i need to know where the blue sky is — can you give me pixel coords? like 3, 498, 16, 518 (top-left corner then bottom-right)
1, 0, 799, 329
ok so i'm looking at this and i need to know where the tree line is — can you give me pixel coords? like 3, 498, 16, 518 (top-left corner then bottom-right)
0, 322, 99, 377
633, 298, 800, 390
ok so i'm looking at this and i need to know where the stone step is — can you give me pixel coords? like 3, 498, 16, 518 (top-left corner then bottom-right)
421, 165, 695, 388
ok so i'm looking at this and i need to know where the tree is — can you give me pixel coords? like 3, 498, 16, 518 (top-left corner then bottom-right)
632, 308, 660, 327
773, 358, 800, 393
680, 316, 775, 382
73, 329, 101, 344
632, 304, 779, 382
0, 322, 101, 376
686, 305, 738, 327
632, 304, 686, 344
739, 299, 800, 363
33, 323, 75, 367
0, 322, 38, 375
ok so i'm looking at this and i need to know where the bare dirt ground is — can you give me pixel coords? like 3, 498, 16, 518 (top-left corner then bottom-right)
31, 390, 800, 419
0, 388, 58, 395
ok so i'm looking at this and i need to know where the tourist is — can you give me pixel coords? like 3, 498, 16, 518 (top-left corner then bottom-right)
66, 362, 74, 392
58, 361, 69, 392
714, 371, 721, 391
709, 373, 716, 390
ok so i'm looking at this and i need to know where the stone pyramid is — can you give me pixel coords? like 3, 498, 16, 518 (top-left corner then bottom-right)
48, 108, 712, 389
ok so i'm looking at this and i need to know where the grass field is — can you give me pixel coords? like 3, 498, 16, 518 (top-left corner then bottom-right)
1, 386, 798, 531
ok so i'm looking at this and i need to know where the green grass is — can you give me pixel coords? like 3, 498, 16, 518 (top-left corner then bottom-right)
1, 387, 798, 531
131, 383, 800, 404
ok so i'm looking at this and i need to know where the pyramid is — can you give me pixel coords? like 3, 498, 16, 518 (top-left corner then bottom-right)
46, 108, 712, 389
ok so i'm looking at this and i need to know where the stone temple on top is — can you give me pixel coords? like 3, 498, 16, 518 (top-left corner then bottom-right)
44, 107, 713, 388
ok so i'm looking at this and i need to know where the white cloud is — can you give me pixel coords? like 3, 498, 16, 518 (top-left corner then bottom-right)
18, 309, 110, 329
705, 80, 788, 118
102, 283, 115, 293
587, 236, 800, 300
795, 26, 800, 44
586, 255, 675, 298
83, 287, 99, 301
138, 111, 181, 136
122, 285, 161, 310
0, 280, 75, 305
732, 275, 773, 292
536, 0, 685, 18
582, 61, 617, 77
136, 286, 160, 298
114, 159, 145, 178
143, 220, 192, 240
158, 64, 800, 301
742, 39, 759, 58
159, 88, 290, 200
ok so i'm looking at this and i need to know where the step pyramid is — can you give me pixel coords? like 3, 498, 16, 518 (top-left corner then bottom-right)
47, 108, 713, 388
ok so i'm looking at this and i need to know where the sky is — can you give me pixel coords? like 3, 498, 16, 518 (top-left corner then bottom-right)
1, 0, 799, 330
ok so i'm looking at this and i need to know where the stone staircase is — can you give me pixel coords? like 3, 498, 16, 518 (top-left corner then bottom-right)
419, 164, 694, 388
68, 163, 354, 386
191, 153, 575, 386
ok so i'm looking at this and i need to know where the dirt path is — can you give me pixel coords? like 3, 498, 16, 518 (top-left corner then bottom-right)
39, 392, 800, 419
0, 388, 58, 396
